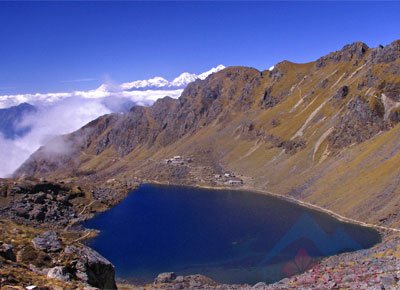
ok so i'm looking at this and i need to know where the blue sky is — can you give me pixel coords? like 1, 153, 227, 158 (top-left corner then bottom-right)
0, 1, 399, 94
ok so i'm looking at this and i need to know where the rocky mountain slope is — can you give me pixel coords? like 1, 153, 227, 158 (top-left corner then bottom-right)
15, 40, 400, 229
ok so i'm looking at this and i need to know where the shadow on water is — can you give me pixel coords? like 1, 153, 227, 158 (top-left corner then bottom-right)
83, 184, 381, 285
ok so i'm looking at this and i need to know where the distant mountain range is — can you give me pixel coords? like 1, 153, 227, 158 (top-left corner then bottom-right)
0, 103, 36, 139
120, 65, 225, 90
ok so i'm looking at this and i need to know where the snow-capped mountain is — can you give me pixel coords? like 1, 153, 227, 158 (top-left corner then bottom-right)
171, 72, 198, 88
198, 64, 226, 80
120, 65, 225, 91
120, 76, 170, 90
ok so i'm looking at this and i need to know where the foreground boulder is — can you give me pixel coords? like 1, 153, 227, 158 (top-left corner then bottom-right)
65, 245, 117, 289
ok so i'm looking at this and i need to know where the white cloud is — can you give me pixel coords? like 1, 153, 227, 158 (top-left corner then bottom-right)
0, 92, 70, 109
0, 134, 31, 178
0, 98, 111, 177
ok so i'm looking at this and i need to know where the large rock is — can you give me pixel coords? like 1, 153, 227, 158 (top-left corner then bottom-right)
32, 231, 62, 253
154, 272, 177, 284
260, 88, 278, 108
29, 204, 46, 221
333, 85, 349, 100
47, 266, 71, 281
65, 245, 117, 289
0, 243, 16, 261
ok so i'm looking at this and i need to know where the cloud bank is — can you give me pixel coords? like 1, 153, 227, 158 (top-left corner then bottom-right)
0, 65, 225, 177
0, 98, 111, 177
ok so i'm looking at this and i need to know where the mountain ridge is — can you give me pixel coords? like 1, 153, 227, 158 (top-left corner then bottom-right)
15, 39, 400, 228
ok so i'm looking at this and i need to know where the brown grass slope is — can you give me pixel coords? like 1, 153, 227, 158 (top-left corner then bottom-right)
15, 40, 400, 227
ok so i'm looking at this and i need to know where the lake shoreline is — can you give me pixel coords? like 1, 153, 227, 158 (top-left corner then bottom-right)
107, 181, 399, 289
83, 181, 384, 288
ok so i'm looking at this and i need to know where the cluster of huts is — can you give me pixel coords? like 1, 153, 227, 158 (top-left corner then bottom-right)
162, 155, 243, 186
214, 172, 243, 186
164, 156, 192, 166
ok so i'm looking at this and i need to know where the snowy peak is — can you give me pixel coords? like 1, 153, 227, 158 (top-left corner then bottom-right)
120, 76, 169, 90
171, 72, 198, 87
119, 65, 226, 91
198, 64, 226, 80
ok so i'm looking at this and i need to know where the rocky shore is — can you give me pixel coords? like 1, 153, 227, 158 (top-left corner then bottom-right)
0, 177, 136, 290
134, 231, 400, 290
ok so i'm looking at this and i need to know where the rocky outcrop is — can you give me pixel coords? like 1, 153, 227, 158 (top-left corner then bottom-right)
379, 81, 400, 101
0, 181, 81, 226
333, 85, 349, 100
154, 272, 177, 284
64, 245, 117, 289
32, 231, 62, 253
328, 96, 388, 149
371, 40, 400, 63
316, 42, 369, 67
260, 88, 278, 108
264, 134, 306, 155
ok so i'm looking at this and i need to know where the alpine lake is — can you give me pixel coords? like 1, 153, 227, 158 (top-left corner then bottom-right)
84, 184, 381, 285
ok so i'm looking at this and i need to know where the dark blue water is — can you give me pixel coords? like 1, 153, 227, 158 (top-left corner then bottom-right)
84, 184, 381, 285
